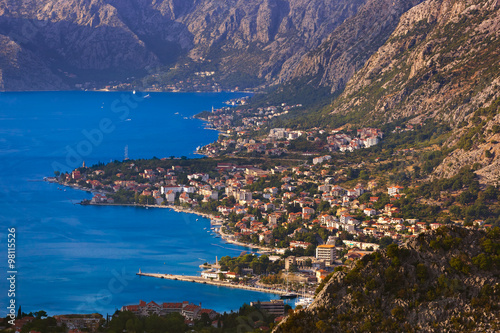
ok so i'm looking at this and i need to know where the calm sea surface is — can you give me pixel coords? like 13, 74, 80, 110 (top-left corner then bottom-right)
0, 91, 285, 316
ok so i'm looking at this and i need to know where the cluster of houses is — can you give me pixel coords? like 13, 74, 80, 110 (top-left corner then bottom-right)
326, 127, 384, 152
121, 300, 218, 326
222, 177, 416, 246
198, 103, 305, 157
392, 123, 418, 133
202, 124, 383, 157
76, 158, 432, 252
67, 146, 494, 281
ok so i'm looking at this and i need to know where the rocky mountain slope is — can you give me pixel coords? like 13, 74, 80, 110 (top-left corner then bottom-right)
0, 0, 161, 89
0, 0, 422, 90
289, 0, 424, 93
324, 0, 500, 184
274, 226, 500, 332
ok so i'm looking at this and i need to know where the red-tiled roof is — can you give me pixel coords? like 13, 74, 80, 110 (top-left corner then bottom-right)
183, 304, 200, 312
147, 301, 160, 307
163, 302, 183, 309
124, 305, 139, 311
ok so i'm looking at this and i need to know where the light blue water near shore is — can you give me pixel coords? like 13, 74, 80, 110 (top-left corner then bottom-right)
0, 91, 284, 316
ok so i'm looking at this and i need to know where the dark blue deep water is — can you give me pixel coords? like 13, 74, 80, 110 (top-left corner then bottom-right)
0, 91, 282, 316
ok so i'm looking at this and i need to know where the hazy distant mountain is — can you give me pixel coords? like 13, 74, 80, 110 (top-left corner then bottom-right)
0, 0, 421, 90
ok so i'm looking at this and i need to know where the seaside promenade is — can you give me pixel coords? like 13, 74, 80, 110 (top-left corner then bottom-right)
137, 272, 314, 297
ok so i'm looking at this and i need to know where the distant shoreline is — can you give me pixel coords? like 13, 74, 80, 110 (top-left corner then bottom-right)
47, 177, 273, 252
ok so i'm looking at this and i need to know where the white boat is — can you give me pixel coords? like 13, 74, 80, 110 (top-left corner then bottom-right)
295, 297, 314, 308
280, 271, 297, 299
295, 286, 313, 307
144, 94, 151, 99
133, 90, 136, 94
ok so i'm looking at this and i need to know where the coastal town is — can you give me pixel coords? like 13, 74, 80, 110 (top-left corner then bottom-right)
30, 89, 497, 332
195, 104, 385, 157
46, 101, 495, 320
10, 95, 497, 333
12, 97, 500, 333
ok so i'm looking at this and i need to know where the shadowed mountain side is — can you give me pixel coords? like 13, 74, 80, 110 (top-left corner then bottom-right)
289, 0, 425, 94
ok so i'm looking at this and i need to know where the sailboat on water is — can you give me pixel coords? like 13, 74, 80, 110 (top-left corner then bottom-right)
280, 270, 297, 299
295, 285, 314, 307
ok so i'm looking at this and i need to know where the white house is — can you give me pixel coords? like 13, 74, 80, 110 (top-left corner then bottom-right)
363, 208, 377, 216
165, 190, 176, 203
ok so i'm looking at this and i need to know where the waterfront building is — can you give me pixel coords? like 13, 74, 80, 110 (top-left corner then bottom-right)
121, 300, 215, 320
250, 300, 285, 316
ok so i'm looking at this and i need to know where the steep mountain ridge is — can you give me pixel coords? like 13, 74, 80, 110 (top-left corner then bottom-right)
0, 0, 162, 89
274, 226, 500, 332
0, 0, 416, 90
0, 32, 65, 90
289, 0, 424, 93
322, 0, 500, 184
328, 0, 500, 124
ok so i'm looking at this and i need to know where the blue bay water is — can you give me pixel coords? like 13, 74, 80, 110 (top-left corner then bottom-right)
0, 91, 284, 316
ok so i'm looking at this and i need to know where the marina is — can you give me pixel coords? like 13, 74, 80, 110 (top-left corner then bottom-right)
137, 272, 314, 298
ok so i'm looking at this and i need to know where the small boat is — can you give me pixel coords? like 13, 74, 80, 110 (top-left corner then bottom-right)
295, 297, 314, 307
144, 94, 151, 99
295, 286, 313, 307
174, 112, 179, 115
280, 270, 297, 299
133, 90, 136, 94
280, 293, 298, 299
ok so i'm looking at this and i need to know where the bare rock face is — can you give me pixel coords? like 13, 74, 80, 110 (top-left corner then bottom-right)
289, 0, 425, 93
0, 0, 163, 89
0, 33, 66, 90
323, 0, 500, 183
330, 0, 500, 124
171, 0, 373, 83
433, 111, 500, 185
0, 0, 409, 90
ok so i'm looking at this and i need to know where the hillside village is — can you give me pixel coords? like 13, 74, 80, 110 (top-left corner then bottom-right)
196, 104, 385, 157
48, 93, 500, 312
55, 139, 495, 296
